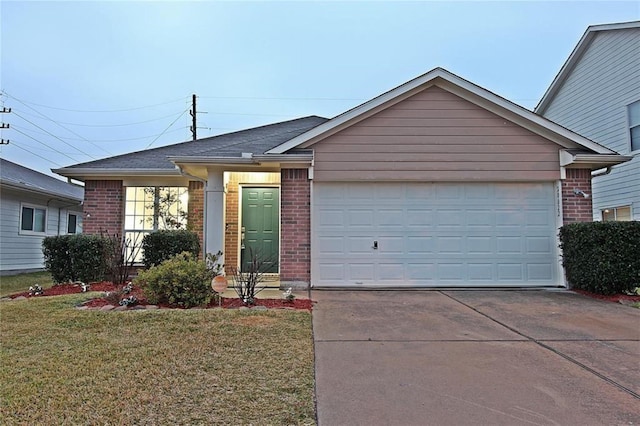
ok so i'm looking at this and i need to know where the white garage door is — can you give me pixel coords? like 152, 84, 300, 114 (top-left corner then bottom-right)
312, 182, 560, 287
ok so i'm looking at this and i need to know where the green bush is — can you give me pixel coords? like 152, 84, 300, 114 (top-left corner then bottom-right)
136, 252, 214, 308
42, 234, 111, 283
559, 221, 640, 295
142, 230, 200, 268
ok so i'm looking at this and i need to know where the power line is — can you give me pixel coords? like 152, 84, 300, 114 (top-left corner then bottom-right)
11, 123, 189, 142
12, 111, 97, 159
145, 108, 190, 149
11, 108, 185, 128
11, 127, 85, 162
6, 93, 113, 156
1, 93, 188, 113
199, 95, 365, 101
3, 141, 65, 167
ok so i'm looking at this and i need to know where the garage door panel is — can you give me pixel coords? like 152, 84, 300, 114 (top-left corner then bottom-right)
312, 182, 560, 287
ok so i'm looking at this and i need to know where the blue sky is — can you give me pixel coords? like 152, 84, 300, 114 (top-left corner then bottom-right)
1, 1, 638, 178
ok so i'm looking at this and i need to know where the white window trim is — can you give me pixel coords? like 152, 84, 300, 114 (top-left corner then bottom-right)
19, 202, 48, 236
601, 205, 632, 222
627, 100, 640, 155
67, 213, 79, 234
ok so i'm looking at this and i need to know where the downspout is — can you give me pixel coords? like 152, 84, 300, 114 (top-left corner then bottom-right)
176, 168, 208, 258
591, 167, 613, 178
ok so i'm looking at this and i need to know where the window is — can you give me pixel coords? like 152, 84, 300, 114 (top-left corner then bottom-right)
20, 204, 46, 233
124, 186, 189, 261
602, 206, 631, 222
68, 213, 78, 234
629, 100, 640, 152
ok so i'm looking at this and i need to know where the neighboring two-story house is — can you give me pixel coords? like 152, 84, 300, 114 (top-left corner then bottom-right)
536, 21, 640, 221
0, 158, 84, 275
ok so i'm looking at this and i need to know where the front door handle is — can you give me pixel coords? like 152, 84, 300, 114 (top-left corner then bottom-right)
373, 240, 378, 250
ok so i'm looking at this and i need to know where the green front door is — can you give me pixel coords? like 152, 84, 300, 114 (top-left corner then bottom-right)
241, 187, 279, 273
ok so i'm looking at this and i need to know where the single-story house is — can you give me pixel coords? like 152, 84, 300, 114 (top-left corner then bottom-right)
53, 68, 631, 288
1, 158, 84, 275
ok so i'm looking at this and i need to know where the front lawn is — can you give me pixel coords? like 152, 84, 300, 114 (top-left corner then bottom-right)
0, 272, 54, 298
0, 294, 315, 424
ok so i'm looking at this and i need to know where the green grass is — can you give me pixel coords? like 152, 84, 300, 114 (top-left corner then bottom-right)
0, 272, 54, 297
0, 294, 316, 425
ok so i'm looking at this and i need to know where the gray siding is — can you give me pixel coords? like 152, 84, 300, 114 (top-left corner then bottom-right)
0, 188, 83, 274
542, 28, 640, 220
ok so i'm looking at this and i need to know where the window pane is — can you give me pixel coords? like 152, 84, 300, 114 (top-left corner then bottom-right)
629, 100, 640, 127
631, 125, 640, 152
21, 207, 34, 231
34, 208, 46, 232
616, 206, 632, 221
602, 209, 615, 222
68, 214, 77, 234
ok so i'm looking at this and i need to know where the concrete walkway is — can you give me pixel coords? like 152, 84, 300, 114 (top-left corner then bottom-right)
312, 290, 640, 425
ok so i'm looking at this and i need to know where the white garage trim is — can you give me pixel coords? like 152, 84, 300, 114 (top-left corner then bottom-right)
311, 182, 563, 288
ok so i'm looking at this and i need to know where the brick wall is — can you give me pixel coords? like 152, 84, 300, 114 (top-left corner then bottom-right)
83, 180, 124, 235
188, 181, 205, 255
225, 174, 240, 274
280, 169, 311, 285
562, 168, 593, 224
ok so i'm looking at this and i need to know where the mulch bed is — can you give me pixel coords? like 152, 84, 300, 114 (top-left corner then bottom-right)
572, 289, 640, 304
10, 282, 314, 311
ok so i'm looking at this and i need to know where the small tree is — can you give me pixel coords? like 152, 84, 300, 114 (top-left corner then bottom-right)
143, 187, 188, 230
231, 249, 275, 305
102, 231, 141, 284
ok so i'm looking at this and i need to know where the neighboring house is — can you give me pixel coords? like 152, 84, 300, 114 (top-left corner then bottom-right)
54, 68, 630, 289
536, 21, 640, 221
1, 158, 83, 275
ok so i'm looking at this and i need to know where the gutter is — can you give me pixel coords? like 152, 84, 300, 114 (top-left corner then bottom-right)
559, 150, 633, 169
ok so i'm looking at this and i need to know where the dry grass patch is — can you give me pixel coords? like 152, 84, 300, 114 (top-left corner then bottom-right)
0, 294, 315, 425
0, 272, 54, 297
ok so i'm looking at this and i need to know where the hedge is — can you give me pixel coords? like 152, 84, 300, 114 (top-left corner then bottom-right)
42, 234, 111, 283
559, 221, 640, 295
141, 230, 200, 268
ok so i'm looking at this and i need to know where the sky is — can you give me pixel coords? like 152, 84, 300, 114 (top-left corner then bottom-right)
1, 1, 639, 179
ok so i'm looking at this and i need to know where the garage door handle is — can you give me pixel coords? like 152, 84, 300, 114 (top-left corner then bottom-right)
373, 240, 378, 250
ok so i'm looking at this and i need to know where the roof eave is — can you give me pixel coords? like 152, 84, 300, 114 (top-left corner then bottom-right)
53, 168, 182, 181
267, 67, 616, 155
0, 180, 83, 203
560, 151, 633, 169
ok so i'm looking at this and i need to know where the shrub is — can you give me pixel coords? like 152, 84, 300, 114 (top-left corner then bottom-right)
559, 221, 640, 295
136, 252, 214, 308
142, 230, 200, 268
42, 234, 111, 283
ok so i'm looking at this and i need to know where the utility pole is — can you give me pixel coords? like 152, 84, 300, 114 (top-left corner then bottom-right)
190, 94, 197, 141
0, 106, 10, 145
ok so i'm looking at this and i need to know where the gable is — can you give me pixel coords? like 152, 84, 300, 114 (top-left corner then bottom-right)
312, 86, 562, 182
538, 27, 640, 154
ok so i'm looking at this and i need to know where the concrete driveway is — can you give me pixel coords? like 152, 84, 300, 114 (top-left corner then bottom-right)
312, 290, 640, 425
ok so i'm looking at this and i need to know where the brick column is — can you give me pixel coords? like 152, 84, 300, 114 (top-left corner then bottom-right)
83, 180, 124, 235
188, 181, 205, 256
224, 174, 240, 275
561, 169, 593, 224
280, 169, 311, 287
